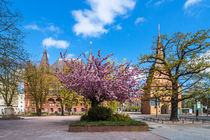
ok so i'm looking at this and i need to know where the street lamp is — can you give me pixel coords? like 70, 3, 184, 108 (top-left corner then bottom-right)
207, 94, 209, 117
155, 97, 159, 118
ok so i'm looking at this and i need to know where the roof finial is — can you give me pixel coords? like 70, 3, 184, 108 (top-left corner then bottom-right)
158, 24, 161, 44
158, 24, 160, 37
88, 41, 93, 64
90, 41, 92, 49
44, 45, 47, 52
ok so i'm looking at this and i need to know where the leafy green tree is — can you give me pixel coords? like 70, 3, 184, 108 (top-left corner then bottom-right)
58, 88, 85, 115
138, 30, 209, 121
184, 72, 210, 110
107, 101, 120, 112
25, 62, 50, 116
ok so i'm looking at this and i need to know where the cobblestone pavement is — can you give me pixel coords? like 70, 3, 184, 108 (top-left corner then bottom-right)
130, 113, 210, 140
0, 116, 167, 140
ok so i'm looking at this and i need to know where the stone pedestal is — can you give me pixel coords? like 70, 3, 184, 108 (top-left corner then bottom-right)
2, 107, 18, 119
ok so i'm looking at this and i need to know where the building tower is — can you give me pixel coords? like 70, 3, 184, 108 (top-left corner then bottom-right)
40, 47, 49, 67
141, 25, 182, 115
87, 41, 93, 67
40, 47, 49, 72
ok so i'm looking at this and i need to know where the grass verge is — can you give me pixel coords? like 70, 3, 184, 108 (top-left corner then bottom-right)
70, 119, 147, 127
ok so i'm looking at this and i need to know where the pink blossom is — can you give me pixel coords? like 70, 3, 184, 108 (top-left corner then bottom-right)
57, 50, 145, 106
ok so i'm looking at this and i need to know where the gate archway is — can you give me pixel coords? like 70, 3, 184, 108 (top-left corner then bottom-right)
161, 104, 169, 114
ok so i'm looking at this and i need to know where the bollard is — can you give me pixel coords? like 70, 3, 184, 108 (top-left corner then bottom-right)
182, 120, 184, 124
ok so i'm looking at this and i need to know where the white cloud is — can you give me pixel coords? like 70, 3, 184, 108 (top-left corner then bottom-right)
72, 0, 136, 37
66, 53, 75, 58
146, 0, 167, 7
48, 25, 59, 32
24, 24, 61, 36
115, 24, 122, 30
154, 0, 166, 6
42, 37, 70, 49
184, 0, 203, 9
24, 24, 40, 30
135, 17, 145, 24
44, 25, 61, 34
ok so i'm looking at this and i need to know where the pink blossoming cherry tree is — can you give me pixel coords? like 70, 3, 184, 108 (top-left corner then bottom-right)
57, 50, 144, 107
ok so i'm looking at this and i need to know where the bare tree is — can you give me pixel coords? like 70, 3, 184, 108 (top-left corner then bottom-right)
0, 0, 27, 116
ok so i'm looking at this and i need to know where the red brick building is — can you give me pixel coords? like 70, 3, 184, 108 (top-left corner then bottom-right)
25, 48, 86, 114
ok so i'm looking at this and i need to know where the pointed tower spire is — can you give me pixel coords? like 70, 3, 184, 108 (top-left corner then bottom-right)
40, 46, 49, 67
156, 24, 163, 59
88, 41, 93, 63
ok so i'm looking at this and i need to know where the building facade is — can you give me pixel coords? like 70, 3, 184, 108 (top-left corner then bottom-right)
0, 93, 25, 115
0, 77, 25, 115
25, 48, 86, 114
141, 35, 181, 115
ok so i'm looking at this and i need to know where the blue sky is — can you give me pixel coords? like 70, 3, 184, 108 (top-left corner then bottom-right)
13, 0, 210, 65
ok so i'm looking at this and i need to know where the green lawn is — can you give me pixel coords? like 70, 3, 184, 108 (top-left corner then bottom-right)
70, 120, 147, 126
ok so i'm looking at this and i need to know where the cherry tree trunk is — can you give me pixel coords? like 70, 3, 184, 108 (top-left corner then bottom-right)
90, 99, 100, 108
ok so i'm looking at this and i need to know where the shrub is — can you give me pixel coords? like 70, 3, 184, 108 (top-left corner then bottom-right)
111, 113, 131, 121
31, 112, 37, 115
80, 106, 132, 122
80, 114, 88, 121
80, 106, 113, 121
88, 106, 113, 121
42, 112, 49, 115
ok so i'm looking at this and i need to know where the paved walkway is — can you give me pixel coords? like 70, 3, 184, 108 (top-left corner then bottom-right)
0, 116, 167, 140
130, 113, 210, 140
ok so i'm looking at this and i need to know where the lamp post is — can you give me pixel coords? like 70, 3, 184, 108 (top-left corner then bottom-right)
155, 98, 158, 118
207, 94, 209, 117
155, 97, 159, 118
195, 99, 199, 121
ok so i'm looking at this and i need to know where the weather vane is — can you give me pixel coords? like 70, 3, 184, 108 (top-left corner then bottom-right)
158, 24, 160, 37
